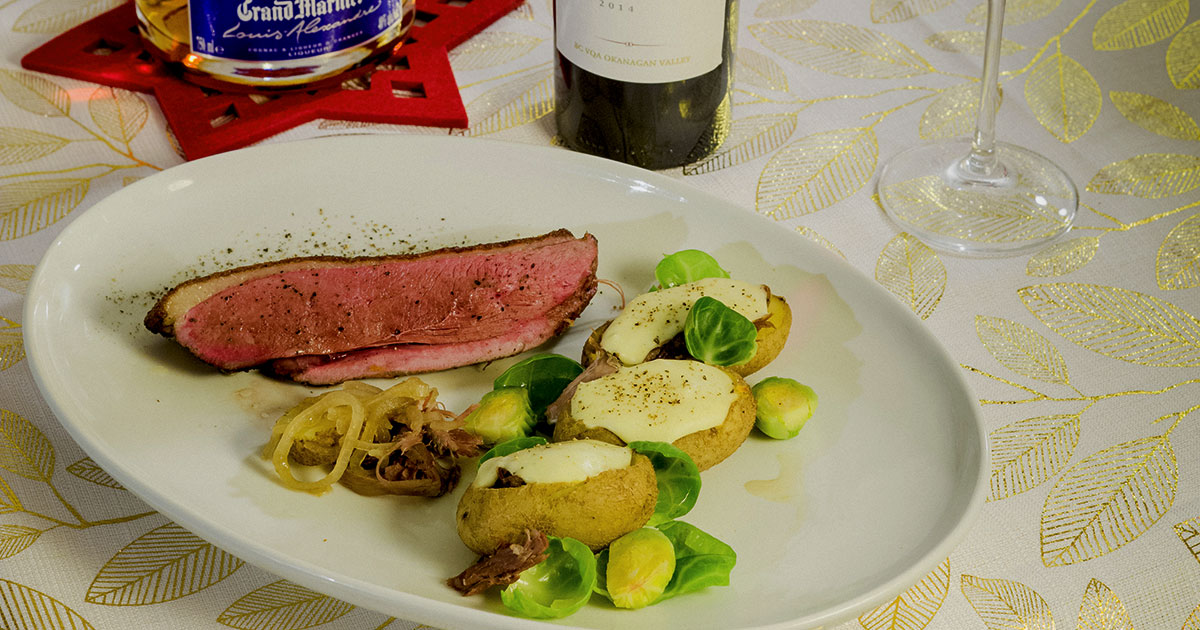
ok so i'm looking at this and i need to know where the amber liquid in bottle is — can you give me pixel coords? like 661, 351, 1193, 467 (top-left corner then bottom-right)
135, 0, 415, 90
553, 0, 736, 169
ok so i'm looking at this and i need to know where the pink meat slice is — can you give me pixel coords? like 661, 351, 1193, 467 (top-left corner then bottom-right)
268, 316, 572, 385
145, 230, 598, 376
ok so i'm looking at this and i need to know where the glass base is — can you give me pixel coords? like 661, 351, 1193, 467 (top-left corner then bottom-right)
876, 140, 1079, 257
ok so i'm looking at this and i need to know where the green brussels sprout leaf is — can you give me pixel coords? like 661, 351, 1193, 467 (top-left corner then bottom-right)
493, 353, 584, 417
629, 441, 701, 526
462, 387, 536, 445
656, 521, 736, 601
751, 377, 818, 439
500, 536, 596, 619
654, 250, 730, 289
478, 436, 548, 465
684, 296, 758, 366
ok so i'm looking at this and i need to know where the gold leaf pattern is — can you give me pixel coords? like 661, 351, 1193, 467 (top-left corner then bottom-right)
1092, 0, 1189, 50
1041, 434, 1177, 566
876, 233, 946, 320
747, 20, 933, 79
925, 31, 1024, 55
87, 87, 149, 145
86, 522, 243, 605
753, 0, 818, 18
0, 578, 96, 630
0, 475, 21, 514
1026, 236, 1100, 277
1086, 153, 1200, 199
0, 525, 41, 560
1158, 213, 1200, 290
462, 69, 553, 136
1076, 579, 1135, 630
858, 558, 950, 629
218, 580, 355, 630
961, 574, 1055, 630
1176, 517, 1200, 564
0, 316, 23, 371
13, 0, 123, 34
975, 315, 1070, 384
0, 408, 55, 481
1018, 283, 1200, 367
0, 127, 70, 165
871, 0, 956, 23
684, 112, 797, 175
1186, 603, 1200, 630
1166, 18, 1200, 89
1110, 91, 1200, 141
795, 225, 847, 259
966, 0, 1062, 26
880, 175, 1070, 243
1025, 52, 1101, 143
756, 127, 877, 219
0, 265, 34, 294
0, 71, 70, 118
67, 458, 125, 490
919, 82, 1003, 140
736, 48, 790, 93
449, 32, 543, 71
0, 177, 90, 241
989, 414, 1080, 501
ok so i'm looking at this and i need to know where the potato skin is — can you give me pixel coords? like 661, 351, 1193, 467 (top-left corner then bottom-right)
582, 293, 792, 377
455, 453, 657, 554
552, 368, 756, 472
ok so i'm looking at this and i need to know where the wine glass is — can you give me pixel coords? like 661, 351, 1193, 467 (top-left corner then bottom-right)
876, 0, 1078, 257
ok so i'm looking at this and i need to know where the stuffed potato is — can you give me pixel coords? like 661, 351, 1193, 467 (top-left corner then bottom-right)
455, 440, 657, 554
582, 278, 791, 377
552, 359, 756, 471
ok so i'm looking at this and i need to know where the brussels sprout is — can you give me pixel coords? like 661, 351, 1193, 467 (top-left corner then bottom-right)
493, 353, 584, 418
628, 441, 701, 526
603, 528, 676, 609
500, 536, 596, 619
654, 250, 730, 289
595, 521, 735, 607
684, 296, 758, 367
751, 377, 818, 439
462, 388, 536, 445
478, 436, 548, 465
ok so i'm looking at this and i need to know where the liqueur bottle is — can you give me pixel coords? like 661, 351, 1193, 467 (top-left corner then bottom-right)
135, 0, 415, 89
553, 0, 737, 169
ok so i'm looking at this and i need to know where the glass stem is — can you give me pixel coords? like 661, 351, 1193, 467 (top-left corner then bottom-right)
962, 0, 1005, 178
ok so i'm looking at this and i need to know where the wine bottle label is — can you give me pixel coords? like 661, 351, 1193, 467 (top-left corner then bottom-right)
555, 0, 725, 84
188, 0, 408, 62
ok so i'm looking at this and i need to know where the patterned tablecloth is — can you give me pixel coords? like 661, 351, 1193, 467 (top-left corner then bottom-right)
2, 0, 1199, 628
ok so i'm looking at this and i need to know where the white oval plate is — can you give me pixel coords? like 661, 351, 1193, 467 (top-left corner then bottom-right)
25, 135, 986, 630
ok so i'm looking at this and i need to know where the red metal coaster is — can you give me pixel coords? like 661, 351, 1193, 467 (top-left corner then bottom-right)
21, 0, 524, 159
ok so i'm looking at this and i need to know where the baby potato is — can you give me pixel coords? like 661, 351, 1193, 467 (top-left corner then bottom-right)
553, 361, 757, 472
456, 450, 657, 554
736, 293, 792, 377
582, 293, 791, 378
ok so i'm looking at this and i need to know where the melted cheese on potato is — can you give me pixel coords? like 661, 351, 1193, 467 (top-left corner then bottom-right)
600, 278, 769, 365
473, 440, 633, 488
571, 359, 737, 443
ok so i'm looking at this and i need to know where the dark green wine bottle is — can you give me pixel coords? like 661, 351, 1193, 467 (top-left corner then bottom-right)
553, 0, 737, 170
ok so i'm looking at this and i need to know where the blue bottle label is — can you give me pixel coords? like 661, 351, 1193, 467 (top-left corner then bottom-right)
189, 0, 407, 62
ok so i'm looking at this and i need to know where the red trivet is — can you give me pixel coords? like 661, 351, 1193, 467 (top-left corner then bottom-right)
21, 0, 524, 159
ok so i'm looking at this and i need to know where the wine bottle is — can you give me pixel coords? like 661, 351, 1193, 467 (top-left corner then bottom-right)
553, 0, 737, 169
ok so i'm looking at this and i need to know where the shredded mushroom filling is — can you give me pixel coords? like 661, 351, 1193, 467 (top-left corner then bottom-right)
262, 378, 480, 496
